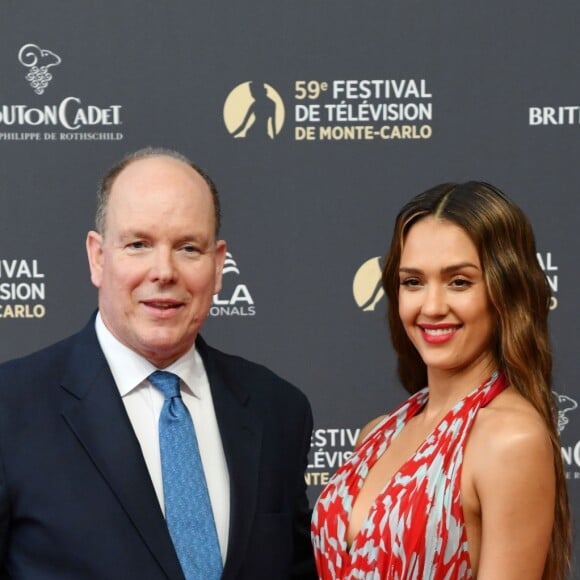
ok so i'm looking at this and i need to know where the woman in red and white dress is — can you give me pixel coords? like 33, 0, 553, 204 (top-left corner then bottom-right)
311, 181, 571, 580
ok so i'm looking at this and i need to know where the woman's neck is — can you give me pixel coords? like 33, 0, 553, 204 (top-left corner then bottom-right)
423, 356, 497, 417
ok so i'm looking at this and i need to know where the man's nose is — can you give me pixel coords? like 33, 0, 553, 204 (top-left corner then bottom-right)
150, 248, 176, 283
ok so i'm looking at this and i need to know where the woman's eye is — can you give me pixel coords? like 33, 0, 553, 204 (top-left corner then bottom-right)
400, 278, 421, 287
450, 278, 472, 288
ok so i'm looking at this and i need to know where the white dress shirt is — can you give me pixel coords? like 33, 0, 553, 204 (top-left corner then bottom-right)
95, 313, 230, 562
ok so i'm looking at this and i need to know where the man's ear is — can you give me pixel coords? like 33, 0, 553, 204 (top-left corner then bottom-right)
213, 240, 227, 295
86, 231, 104, 288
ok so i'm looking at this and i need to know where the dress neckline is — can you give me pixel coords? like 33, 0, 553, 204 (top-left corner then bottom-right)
346, 371, 505, 555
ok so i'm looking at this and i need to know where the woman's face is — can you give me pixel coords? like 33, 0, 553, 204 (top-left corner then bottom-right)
398, 217, 495, 380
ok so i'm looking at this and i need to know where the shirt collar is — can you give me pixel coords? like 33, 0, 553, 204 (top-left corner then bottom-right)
94, 312, 207, 399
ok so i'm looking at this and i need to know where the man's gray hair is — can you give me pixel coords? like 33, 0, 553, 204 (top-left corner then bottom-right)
95, 147, 221, 237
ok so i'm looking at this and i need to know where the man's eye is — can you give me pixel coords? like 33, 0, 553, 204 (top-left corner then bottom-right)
182, 245, 201, 254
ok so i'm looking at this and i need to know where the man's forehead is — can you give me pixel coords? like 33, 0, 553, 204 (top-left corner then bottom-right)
107, 158, 213, 213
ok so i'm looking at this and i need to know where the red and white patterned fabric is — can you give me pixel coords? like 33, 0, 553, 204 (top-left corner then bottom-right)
311, 373, 507, 580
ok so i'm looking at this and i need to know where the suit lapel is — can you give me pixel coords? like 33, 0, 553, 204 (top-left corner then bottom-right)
59, 321, 184, 580
197, 337, 262, 579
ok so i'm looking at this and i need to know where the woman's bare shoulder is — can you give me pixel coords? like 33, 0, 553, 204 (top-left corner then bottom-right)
463, 386, 556, 578
355, 414, 388, 447
468, 386, 553, 477
474, 386, 549, 435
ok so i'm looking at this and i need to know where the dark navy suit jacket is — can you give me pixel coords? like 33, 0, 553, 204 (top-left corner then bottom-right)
0, 317, 316, 579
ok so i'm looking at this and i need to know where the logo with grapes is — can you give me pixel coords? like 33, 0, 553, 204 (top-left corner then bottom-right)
553, 392, 578, 435
18, 44, 61, 95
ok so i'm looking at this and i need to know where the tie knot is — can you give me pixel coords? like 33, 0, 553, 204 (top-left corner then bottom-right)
149, 370, 181, 399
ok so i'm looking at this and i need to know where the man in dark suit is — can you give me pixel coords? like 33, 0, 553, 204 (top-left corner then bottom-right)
0, 148, 316, 579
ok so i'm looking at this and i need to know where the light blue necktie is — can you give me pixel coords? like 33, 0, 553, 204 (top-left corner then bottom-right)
149, 371, 223, 580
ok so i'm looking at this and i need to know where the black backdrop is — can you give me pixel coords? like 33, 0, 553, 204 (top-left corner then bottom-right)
1, 1, 579, 573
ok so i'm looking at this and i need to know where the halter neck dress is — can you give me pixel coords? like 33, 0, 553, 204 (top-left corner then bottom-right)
311, 372, 507, 580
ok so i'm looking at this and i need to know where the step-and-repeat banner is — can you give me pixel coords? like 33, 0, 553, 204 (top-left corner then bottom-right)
1, 1, 579, 572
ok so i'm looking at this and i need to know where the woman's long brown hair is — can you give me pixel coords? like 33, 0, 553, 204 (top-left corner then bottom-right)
382, 181, 571, 579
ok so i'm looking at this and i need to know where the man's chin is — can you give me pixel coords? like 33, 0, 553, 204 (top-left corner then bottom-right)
132, 334, 195, 367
